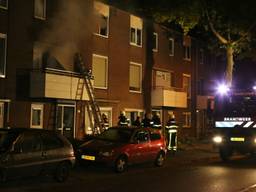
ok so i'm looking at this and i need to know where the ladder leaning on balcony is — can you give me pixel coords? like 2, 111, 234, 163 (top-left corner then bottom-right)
74, 53, 105, 135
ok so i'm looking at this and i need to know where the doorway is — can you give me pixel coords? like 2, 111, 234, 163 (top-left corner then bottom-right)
56, 105, 75, 138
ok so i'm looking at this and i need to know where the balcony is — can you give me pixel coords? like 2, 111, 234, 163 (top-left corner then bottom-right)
151, 86, 187, 108
30, 68, 89, 100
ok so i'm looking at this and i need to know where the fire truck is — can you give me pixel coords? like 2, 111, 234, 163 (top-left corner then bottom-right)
212, 86, 256, 161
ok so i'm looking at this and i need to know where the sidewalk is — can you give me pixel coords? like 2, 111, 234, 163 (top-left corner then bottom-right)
166, 139, 220, 166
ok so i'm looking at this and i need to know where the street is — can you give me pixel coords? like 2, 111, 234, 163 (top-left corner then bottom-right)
1, 152, 256, 192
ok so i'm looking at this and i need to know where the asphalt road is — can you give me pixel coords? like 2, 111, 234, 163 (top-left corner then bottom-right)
1, 155, 256, 192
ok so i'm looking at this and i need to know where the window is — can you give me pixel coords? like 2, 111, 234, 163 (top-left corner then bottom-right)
152, 33, 158, 52
0, 33, 7, 78
129, 62, 142, 92
183, 74, 191, 98
41, 133, 63, 150
125, 109, 144, 126
183, 112, 191, 128
94, 2, 109, 37
150, 132, 161, 141
31, 104, 44, 129
184, 45, 191, 60
134, 130, 149, 143
16, 133, 41, 153
130, 15, 143, 47
199, 49, 204, 64
169, 38, 174, 56
155, 70, 174, 88
34, 0, 46, 19
92, 54, 108, 89
0, 0, 8, 9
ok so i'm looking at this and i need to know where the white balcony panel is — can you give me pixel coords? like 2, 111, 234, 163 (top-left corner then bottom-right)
30, 71, 89, 100
152, 88, 187, 108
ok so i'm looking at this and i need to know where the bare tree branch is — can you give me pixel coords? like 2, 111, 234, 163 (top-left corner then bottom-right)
233, 22, 256, 45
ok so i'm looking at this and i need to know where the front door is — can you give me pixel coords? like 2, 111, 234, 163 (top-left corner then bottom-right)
0, 102, 4, 128
57, 105, 75, 138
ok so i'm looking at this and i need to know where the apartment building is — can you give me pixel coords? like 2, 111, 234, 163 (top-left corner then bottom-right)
0, 0, 215, 140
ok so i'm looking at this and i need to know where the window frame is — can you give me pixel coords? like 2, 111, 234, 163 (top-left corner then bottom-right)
0, 0, 8, 9
183, 45, 191, 61
34, 0, 46, 20
152, 32, 158, 52
0, 33, 7, 78
92, 54, 108, 89
94, 2, 109, 38
129, 62, 142, 93
183, 112, 191, 128
30, 103, 44, 129
168, 38, 174, 56
130, 15, 143, 47
183, 74, 191, 99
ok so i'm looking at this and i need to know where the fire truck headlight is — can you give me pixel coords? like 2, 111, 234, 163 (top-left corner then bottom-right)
213, 136, 223, 143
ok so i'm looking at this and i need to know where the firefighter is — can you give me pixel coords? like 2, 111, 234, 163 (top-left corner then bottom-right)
165, 113, 178, 152
118, 111, 129, 126
132, 116, 141, 127
141, 113, 154, 128
152, 113, 161, 129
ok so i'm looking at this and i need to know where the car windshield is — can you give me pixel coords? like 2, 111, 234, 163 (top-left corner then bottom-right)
97, 128, 134, 143
0, 131, 19, 153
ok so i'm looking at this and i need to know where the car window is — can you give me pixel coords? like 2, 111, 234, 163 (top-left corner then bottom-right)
134, 130, 149, 143
41, 133, 64, 150
15, 132, 41, 153
98, 128, 133, 143
150, 132, 161, 141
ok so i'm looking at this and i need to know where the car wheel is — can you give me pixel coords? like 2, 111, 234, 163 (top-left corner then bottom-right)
54, 161, 71, 182
155, 152, 165, 167
114, 156, 127, 173
219, 147, 232, 162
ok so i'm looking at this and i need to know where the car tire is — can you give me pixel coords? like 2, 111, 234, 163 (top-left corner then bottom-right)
54, 161, 71, 182
219, 147, 232, 162
114, 156, 127, 173
154, 152, 165, 167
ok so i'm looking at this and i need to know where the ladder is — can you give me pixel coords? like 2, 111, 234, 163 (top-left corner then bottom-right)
74, 53, 105, 135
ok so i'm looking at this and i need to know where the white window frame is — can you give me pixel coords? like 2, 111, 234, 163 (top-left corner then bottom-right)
183, 112, 191, 128
0, 0, 8, 9
183, 74, 191, 99
169, 38, 174, 56
34, 0, 46, 20
31, 103, 44, 129
124, 108, 144, 126
130, 15, 143, 47
94, 2, 109, 38
92, 54, 108, 89
184, 45, 191, 61
129, 62, 142, 93
152, 32, 158, 52
0, 33, 7, 78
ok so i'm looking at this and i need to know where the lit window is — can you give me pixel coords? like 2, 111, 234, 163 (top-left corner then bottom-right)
31, 104, 44, 129
169, 38, 174, 56
0, 0, 8, 9
34, 0, 46, 19
0, 33, 7, 78
152, 33, 158, 52
155, 71, 173, 88
92, 54, 108, 89
94, 2, 109, 37
129, 62, 142, 92
184, 45, 191, 60
183, 112, 191, 128
130, 15, 143, 47
183, 74, 191, 98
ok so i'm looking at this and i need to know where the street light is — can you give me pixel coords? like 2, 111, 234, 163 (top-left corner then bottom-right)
216, 83, 230, 95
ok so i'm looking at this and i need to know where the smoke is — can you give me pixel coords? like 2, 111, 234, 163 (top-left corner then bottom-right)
38, 0, 93, 71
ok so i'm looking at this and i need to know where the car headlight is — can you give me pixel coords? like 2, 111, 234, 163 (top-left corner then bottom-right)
99, 150, 114, 157
213, 136, 223, 143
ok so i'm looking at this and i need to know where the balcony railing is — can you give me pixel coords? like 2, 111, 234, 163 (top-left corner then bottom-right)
30, 68, 89, 100
151, 86, 187, 108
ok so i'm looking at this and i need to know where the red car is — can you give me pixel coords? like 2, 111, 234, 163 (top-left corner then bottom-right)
77, 126, 167, 172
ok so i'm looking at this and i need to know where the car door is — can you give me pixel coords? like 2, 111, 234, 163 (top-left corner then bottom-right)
7, 131, 43, 179
130, 130, 151, 163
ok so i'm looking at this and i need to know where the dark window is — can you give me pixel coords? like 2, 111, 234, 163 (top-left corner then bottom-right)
0, 34, 7, 78
99, 15, 108, 36
134, 130, 149, 142
41, 133, 63, 150
130, 28, 136, 44
150, 132, 161, 141
16, 132, 41, 153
